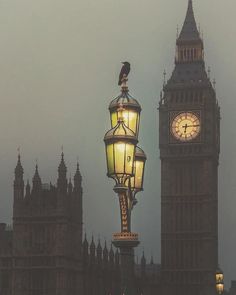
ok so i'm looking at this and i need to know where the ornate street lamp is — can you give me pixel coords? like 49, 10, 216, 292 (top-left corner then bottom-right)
104, 72, 146, 295
104, 106, 138, 186
216, 267, 224, 295
104, 105, 138, 233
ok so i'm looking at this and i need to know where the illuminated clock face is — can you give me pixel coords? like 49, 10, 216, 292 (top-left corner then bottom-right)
171, 112, 201, 141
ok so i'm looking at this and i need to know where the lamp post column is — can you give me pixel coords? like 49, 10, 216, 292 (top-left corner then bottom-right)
104, 70, 146, 295
113, 238, 139, 295
113, 185, 139, 295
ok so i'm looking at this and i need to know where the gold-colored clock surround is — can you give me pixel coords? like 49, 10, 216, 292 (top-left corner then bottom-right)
171, 112, 201, 142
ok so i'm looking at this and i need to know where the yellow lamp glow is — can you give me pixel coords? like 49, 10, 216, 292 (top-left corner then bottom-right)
111, 109, 140, 137
216, 268, 224, 295
216, 282, 224, 295
109, 91, 141, 137
216, 270, 224, 283
104, 118, 138, 184
216, 273, 224, 283
128, 146, 146, 194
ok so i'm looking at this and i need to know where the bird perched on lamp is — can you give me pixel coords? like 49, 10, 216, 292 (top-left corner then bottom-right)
118, 62, 131, 86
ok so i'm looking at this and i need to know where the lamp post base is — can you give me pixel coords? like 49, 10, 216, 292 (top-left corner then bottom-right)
113, 233, 140, 295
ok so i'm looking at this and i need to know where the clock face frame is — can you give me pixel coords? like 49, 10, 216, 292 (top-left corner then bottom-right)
171, 112, 201, 142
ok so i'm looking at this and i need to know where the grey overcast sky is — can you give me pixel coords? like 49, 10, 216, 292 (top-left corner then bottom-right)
0, 0, 235, 288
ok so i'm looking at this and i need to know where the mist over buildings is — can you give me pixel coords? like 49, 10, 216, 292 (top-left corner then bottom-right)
0, 0, 235, 287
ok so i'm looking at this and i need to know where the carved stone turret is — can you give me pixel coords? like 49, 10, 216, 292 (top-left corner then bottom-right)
90, 236, 96, 264
32, 164, 42, 194
14, 155, 24, 201
13, 154, 24, 217
97, 239, 102, 265
57, 152, 67, 192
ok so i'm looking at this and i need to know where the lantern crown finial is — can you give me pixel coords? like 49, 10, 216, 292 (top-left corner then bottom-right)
117, 103, 125, 123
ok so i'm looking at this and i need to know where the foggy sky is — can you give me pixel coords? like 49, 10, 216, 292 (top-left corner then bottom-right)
0, 0, 235, 288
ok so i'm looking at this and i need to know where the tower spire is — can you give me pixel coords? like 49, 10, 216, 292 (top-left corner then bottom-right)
32, 164, 42, 192
15, 153, 24, 180
58, 152, 67, 177
90, 235, 96, 262
103, 240, 108, 262
57, 152, 67, 191
74, 160, 82, 192
178, 0, 200, 41
174, 0, 204, 65
97, 239, 102, 263
14, 153, 24, 204
82, 233, 89, 265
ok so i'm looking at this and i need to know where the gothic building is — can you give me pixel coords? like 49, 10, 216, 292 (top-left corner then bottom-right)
12, 153, 83, 294
159, 1, 220, 295
0, 154, 160, 295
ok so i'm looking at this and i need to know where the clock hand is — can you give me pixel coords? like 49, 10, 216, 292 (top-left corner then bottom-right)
182, 124, 200, 131
182, 124, 188, 133
186, 124, 200, 128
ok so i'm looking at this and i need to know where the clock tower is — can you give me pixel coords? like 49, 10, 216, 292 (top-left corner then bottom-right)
159, 1, 220, 295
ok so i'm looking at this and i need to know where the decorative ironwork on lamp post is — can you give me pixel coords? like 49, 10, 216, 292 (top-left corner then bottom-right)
104, 74, 146, 295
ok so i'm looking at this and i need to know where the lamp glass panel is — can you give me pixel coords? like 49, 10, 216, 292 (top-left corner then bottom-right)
124, 110, 138, 135
125, 143, 135, 175
114, 142, 125, 174
136, 114, 140, 137
216, 284, 224, 294
106, 144, 114, 175
129, 175, 135, 189
111, 110, 139, 136
111, 112, 118, 128
216, 273, 224, 283
134, 160, 144, 190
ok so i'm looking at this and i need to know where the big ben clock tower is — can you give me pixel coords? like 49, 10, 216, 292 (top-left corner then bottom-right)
159, 1, 220, 295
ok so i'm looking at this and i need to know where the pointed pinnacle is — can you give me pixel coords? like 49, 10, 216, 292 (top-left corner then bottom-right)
178, 0, 200, 41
